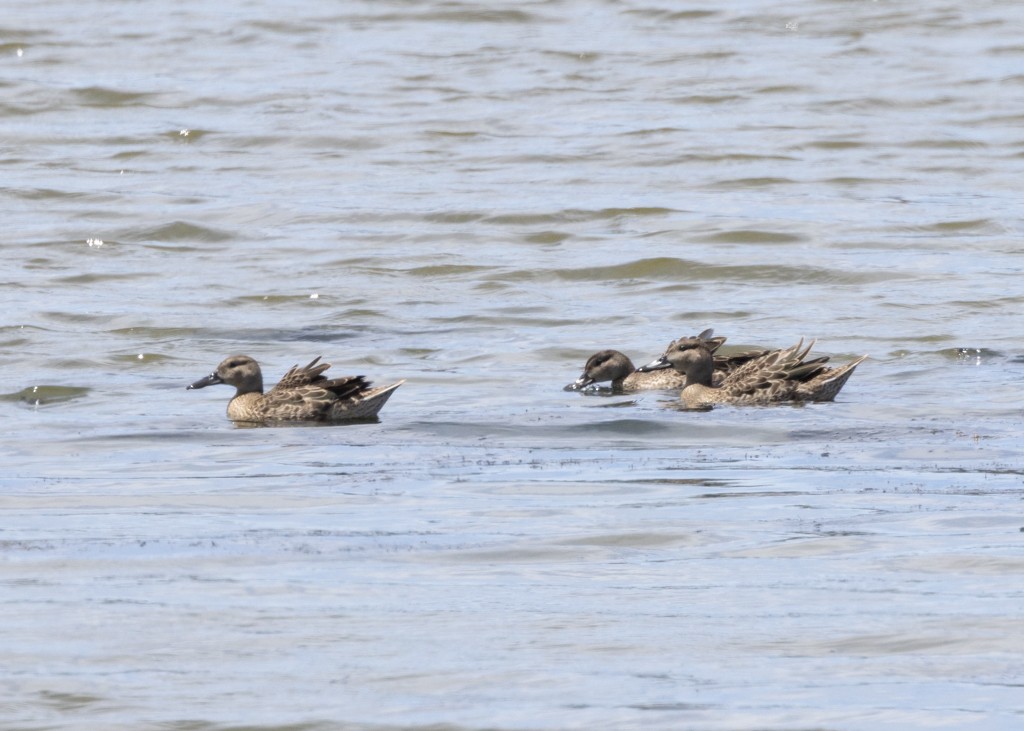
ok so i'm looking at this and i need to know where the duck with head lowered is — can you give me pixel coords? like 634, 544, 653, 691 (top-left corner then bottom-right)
564, 328, 767, 392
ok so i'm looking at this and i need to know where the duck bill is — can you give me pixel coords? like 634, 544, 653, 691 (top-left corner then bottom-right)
187, 372, 223, 390
637, 356, 672, 373
563, 375, 595, 391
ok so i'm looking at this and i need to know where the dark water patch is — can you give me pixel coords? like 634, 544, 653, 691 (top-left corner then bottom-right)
5, 187, 96, 201
990, 45, 1024, 56
621, 127, 685, 137
188, 325, 368, 348
54, 272, 157, 285
523, 230, 571, 244
427, 313, 573, 328
694, 230, 804, 245
404, 264, 494, 277
71, 86, 160, 107
247, 19, 321, 36
120, 221, 234, 244
808, 139, 866, 150
670, 93, 744, 105
667, 310, 754, 324
756, 84, 814, 94
111, 148, 153, 162
502, 256, 899, 286
709, 177, 798, 188
332, 308, 387, 320
909, 218, 1001, 234
266, 327, 365, 344
322, 257, 400, 275
136, 241, 209, 253
673, 152, 796, 163
824, 176, 893, 186
2, 385, 90, 406
472, 281, 513, 293
41, 311, 120, 325
624, 8, 719, 21
422, 211, 486, 224
423, 129, 482, 139
419, 9, 541, 24
571, 419, 676, 437
560, 531, 699, 548
293, 134, 383, 151
606, 477, 740, 489
907, 138, 989, 150
388, 348, 442, 365
484, 208, 675, 225
400, 420, 534, 441
0, 323, 46, 340
36, 690, 106, 712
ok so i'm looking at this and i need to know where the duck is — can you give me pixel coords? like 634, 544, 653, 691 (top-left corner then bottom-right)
187, 355, 404, 423
638, 336, 867, 408
564, 328, 767, 392
564, 348, 688, 391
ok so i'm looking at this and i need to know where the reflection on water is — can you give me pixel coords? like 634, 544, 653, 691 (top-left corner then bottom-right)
3, 0, 1024, 729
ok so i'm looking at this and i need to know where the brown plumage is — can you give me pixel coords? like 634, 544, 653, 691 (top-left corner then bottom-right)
187, 355, 404, 423
638, 336, 867, 409
564, 328, 767, 392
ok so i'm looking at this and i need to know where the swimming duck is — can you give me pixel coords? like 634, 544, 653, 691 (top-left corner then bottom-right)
638, 336, 867, 408
564, 349, 688, 391
564, 328, 765, 392
187, 355, 404, 422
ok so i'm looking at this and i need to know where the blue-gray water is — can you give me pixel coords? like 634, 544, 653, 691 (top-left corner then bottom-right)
3, 1, 1023, 729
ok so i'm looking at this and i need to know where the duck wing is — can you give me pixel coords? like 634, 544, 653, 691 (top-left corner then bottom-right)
794, 354, 868, 402
714, 340, 823, 402
265, 361, 375, 420
275, 356, 332, 389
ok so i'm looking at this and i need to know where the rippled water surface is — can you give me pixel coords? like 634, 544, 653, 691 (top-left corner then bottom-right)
3, 1, 1024, 729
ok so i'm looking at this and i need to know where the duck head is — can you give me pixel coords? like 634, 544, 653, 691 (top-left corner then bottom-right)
564, 349, 637, 391
188, 355, 264, 395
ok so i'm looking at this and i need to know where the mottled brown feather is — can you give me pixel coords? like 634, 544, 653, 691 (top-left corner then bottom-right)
641, 337, 866, 408
565, 328, 755, 392
188, 354, 403, 423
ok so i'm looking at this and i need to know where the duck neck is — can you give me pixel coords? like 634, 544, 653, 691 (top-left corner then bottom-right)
612, 356, 637, 388
685, 351, 716, 388
235, 375, 263, 396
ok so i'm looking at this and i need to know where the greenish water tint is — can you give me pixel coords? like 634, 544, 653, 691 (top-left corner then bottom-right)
2, 385, 90, 406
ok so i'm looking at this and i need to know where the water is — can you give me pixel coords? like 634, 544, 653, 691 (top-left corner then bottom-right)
3, 1, 1024, 729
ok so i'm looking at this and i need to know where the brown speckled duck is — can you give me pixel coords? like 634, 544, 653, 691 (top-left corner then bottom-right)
638, 336, 867, 409
564, 329, 766, 392
187, 355, 404, 423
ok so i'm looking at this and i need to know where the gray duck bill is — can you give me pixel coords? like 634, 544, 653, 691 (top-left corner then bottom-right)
187, 372, 223, 390
564, 376, 595, 391
636, 356, 672, 372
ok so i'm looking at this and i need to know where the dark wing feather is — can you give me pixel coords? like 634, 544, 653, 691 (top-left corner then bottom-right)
274, 357, 332, 389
